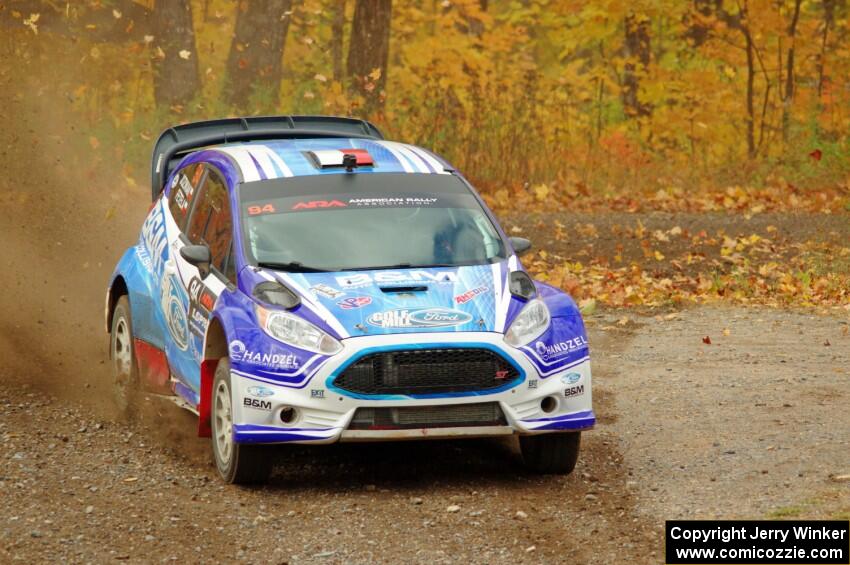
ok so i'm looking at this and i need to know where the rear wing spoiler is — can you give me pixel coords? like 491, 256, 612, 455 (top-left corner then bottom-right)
150, 115, 384, 200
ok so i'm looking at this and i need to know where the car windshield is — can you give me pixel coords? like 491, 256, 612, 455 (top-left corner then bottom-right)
239, 173, 506, 272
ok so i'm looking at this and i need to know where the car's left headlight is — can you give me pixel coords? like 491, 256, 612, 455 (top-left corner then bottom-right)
504, 299, 550, 347
255, 305, 342, 355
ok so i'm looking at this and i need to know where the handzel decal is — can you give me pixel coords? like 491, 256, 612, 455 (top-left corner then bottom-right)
534, 335, 589, 361
564, 385, 585, 398
337, 270, 458, 288
229, 340, 300, 370
366, 308, 473, 329
454, 285, 488, 304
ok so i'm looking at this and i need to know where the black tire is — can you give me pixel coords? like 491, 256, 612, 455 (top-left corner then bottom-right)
110, 296, 139, 420
520, 432, 581, 475
211, 358, 273, 484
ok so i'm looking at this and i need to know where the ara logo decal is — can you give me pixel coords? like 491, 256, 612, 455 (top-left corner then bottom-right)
561, 372, 582, 385
366, 308, 473, 329
336, 270, 458, 288
292, 200, 347, 210
337, 296, 372, 309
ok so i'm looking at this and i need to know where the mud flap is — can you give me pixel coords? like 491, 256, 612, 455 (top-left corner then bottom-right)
134, 339, 172, 394
197, 359, 218, 438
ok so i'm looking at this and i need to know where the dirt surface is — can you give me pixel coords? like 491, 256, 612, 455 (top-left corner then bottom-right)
2, 307, 848, 563
1, 55, 848, 564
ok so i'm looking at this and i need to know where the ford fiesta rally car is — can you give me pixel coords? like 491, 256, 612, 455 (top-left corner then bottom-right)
106, 116, 594, 483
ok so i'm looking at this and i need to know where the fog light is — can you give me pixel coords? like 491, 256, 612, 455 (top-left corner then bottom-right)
540, 396, 558, 414
279, 406, 298, 424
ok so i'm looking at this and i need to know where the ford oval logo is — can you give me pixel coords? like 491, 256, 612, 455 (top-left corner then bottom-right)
561, 372, 582, 385
366, 308, 473, 329
246, 386, 274, 398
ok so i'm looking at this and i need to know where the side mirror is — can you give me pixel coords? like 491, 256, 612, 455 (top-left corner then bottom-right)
509, 236, 532, 257
180, 245, 212, 279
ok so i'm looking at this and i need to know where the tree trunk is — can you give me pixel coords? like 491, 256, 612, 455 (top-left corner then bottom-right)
224, 0, 294, 112
331, 0, 347, 81
816, 0, 836, 98
744, 24, 756, 158
623, 12, 652, 118
347, 0, 392, 114
781, 0, 803, 142
153, 0, 200, 110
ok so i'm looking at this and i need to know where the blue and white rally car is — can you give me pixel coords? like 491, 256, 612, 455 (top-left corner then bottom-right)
106, 116, 594, 483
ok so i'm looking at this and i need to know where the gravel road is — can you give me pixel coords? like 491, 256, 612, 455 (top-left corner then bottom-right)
2, 306, 847, 564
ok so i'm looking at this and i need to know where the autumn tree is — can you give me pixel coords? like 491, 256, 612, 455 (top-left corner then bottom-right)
152, 0, 200, 110
623, 12, 652, 118
347, 0, 392, 114
223, 0, 294, 112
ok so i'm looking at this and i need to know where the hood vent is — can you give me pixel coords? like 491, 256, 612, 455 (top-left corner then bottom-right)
379, 285, 428, 293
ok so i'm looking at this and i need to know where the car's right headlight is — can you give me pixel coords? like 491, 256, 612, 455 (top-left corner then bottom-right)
255, 305, 342, 355
504, 299, 550, 347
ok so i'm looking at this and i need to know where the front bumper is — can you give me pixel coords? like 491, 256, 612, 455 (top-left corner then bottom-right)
229, 332, 594, 444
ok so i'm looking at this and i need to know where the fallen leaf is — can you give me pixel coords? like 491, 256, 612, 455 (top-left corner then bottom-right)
702, 336, 712, 345
178, 50, 192, 60
722, 328, 730, 336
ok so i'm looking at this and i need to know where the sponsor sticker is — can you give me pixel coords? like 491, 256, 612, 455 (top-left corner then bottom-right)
139, 205, 168, 276
311, 284, 345, 299
292, 200, 347, 210
246, 386, 274, 398
366, 308, 473, 329
311, 389, 325, 399
243, 397, 272, 411
561, 372, 582, 385
336, 270, 458, 288
187, 277, 216, 338
161, 274, 189, 351
454, 285, 488, 304
229, 340, 300, 370
534, 335, 589, 361
564, 385, 585, 398
337, 296, 372, 309
528, 379, 538, 389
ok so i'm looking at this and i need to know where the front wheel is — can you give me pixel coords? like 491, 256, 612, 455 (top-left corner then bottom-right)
211, 358, 273, 484
110, 295, 139, 419
520, 432, 581, 474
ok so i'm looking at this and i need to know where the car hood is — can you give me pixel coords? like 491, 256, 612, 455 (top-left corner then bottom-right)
276, 263, 522, 337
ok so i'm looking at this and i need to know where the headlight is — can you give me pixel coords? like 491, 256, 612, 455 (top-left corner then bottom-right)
504, 299, 550, 347
255, 305, 342, 355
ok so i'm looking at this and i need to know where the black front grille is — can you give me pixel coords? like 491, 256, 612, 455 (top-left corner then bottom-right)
348, 403, 507, 430
334, 348, 519, 396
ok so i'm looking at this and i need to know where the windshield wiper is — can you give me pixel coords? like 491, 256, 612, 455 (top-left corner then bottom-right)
257, 261, 331, 273
343, 263, 413, 272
